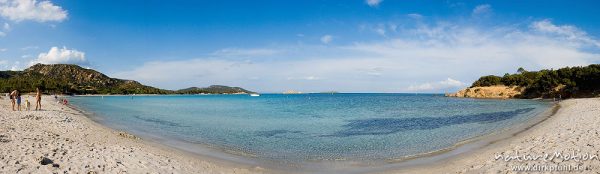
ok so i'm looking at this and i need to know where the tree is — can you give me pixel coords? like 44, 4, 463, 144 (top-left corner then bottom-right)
471, 75, 502, 87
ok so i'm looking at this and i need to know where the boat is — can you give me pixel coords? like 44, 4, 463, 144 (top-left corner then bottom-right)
250, 93, 260, 97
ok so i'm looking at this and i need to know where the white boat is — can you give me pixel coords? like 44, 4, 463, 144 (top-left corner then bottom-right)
250, 93, 260, 97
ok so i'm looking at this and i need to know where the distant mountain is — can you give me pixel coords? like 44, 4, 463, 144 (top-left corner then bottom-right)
0, 64, 256, 95
0, 64, 168, 94
176, 85, 254, 94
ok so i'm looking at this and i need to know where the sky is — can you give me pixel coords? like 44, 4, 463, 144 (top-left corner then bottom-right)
1, 0, 600, 93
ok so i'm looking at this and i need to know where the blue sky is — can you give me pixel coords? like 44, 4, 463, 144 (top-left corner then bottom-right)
1, 0, 600, 93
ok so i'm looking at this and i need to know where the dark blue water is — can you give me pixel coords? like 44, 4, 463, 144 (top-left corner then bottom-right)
69, 94, 551, 163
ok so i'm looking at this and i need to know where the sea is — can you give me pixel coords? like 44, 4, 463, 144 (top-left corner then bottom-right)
68, 93, 551, 165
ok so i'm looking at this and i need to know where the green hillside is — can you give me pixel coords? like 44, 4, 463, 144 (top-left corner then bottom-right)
0, 64, 255, 95
470, 64, 600, 98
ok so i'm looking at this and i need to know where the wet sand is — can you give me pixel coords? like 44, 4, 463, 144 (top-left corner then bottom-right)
384, 98, 600, 173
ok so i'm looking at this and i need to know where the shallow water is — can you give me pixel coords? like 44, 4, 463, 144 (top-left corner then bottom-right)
69, 94, 550, 163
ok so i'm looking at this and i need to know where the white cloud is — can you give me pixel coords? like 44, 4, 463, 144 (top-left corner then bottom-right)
114, 57, 403, 92
0, 22, 8, 36
407, 13, 423, 19
440, 78, 465, 86
366, 0, 383, 7
363, 23, 398, 36
31, 46, 87, 66
320, 35, 333, 44
304, 76, 320, 80
21, 45, 38, 50
472, 4, 491, 15
114, 20, 600, 93
10, 61, 20, 71
388, 23, 397, 32
531, 19, 600, 48
407, 78, 466, 92
212, 48, 281, 57
287, 76, 322, 80
0, 0, 68, 22
374, 26, 386, 36
0, 48, 7, 51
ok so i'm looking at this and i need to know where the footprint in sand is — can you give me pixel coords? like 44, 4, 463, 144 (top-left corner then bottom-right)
0, 134, 10, 143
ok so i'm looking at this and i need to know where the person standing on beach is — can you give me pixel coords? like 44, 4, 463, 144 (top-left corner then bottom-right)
35, 88, 42, 110
10, 90, 17, 111
16, 91, 22, 111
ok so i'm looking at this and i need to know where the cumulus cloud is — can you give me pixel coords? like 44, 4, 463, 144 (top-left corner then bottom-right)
472, 4, 492, 15
407, 78, 466, 92
0, 0, 68, 22
31, 46, 87, 66
320, 35, 333, 44
366, 0, 383, 7
114, 20, 600, 93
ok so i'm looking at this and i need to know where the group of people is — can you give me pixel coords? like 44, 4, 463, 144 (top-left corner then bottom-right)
8, 88, 42, 111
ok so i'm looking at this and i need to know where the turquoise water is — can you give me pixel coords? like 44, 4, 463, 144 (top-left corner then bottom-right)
69, 94, 550, 163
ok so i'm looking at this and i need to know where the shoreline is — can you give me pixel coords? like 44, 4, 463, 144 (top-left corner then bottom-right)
384, 98, 600, 173
64, 96, 557, 173
0, 95, 270, 173
2, 95, 598, 173
355, 100, 560, 173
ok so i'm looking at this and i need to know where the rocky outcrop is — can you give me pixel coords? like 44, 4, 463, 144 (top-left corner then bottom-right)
445, 85, 524, 99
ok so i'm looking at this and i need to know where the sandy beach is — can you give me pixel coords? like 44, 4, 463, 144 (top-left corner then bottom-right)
1, 95, 599, 173
389, 98, 600, 173
0, 95, 267, 174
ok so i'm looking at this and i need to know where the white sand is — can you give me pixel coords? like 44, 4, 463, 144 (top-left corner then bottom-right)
386, 98, 600, 173
0, 96, 267, 174
2, 95, 599, 173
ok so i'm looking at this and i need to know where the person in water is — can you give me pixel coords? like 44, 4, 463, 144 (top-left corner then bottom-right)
35, 88, 42, 110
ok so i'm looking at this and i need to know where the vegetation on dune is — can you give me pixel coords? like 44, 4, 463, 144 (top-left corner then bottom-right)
470, 64, 600, 98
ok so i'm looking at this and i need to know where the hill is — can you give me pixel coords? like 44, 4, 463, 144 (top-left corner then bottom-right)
447, 64, 600, 99
0, 64, 255, 95
0, 64, 168, 94
176, 85, 254, 94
